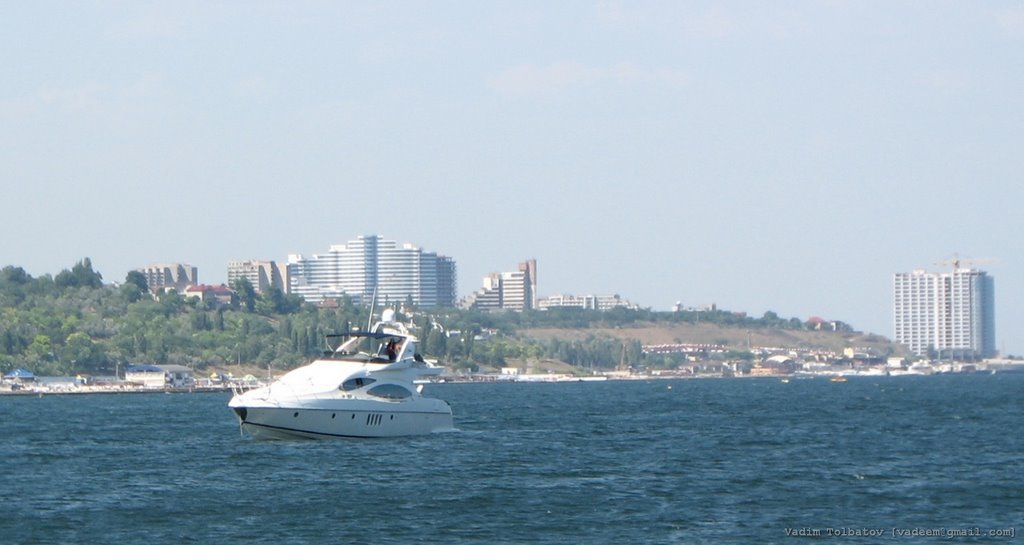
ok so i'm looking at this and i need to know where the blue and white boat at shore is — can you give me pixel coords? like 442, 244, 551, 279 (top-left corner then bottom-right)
228, 310, 453, 439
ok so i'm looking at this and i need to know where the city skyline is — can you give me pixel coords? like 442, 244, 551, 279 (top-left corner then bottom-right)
3, 3, 1022, 354
0, 237, 1014, 355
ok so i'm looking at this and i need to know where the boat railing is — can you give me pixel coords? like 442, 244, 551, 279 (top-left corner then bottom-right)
230, 381, 265, 397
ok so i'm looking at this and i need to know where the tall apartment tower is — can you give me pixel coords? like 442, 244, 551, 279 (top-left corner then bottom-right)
227, 260, 287, 294
286, 235, 457, 308
893, 268, 996, 358
521, 259, 537, 310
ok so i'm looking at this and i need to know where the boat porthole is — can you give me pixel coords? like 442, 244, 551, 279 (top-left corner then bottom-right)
293, 412, 299, 418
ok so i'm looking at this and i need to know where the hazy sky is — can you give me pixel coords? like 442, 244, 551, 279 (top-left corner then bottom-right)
3, 2, 1022, 352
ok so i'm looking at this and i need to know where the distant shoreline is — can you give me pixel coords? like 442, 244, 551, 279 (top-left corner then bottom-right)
0, 386, 233, 397
5, 363, 1023, 396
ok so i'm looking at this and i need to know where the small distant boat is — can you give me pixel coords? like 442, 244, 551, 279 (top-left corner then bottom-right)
830, 376, 848, 383
780, 378, 790, 383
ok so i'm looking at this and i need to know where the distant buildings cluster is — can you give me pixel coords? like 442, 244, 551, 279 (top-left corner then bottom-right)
137, 246, 1002, 360
462, 260, 537, 311
136, 238, 640, 314
458, 259, 639, 312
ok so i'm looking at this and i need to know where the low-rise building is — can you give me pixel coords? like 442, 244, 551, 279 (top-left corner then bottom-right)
182, 284, 235, 307
538, 293, 638, 311
125, 364, 195, 389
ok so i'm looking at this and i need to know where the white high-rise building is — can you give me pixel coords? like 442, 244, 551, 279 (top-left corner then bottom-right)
893, 268, 996, 358
287, 235, 456, 307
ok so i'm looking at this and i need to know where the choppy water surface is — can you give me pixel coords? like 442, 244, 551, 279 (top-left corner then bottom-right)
1, 375, 1021, 544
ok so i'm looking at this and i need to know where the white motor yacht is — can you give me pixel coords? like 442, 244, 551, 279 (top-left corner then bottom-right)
228, 310, 453, 439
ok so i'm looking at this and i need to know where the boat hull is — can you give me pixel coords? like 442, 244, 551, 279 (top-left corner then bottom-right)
232, 404, 454, 440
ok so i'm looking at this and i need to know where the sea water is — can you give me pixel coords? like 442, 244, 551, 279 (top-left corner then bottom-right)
0, 374, 1020, 544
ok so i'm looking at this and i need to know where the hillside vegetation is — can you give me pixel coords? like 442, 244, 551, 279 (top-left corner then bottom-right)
0, 259, 898, 377
519, 323, 894, 353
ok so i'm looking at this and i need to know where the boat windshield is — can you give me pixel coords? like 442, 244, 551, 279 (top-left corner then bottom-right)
325, 332, 406, 362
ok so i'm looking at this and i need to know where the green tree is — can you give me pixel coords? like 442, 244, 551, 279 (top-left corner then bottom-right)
159, 290, 186, 316
55, 258, 104, 289
256, 286, 301, 315
27, 334, 55, 363
121, 271, 149, 303
62, 331, 108, 372
125, 270, 148, 292
426, 328, 447, 359
625, 339, 644, 367
0, 266, 31, 285
232, 278, 256, 313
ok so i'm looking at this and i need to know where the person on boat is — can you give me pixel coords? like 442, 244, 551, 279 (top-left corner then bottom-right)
385, 339, 400, 361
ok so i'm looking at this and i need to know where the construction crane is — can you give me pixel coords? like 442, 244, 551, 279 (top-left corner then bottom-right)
933, 254, 998, 270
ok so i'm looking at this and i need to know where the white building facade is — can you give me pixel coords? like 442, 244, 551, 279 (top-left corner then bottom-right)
537, 294, 639, 311
287, 235, 456, 307
893, 268, 996, 358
